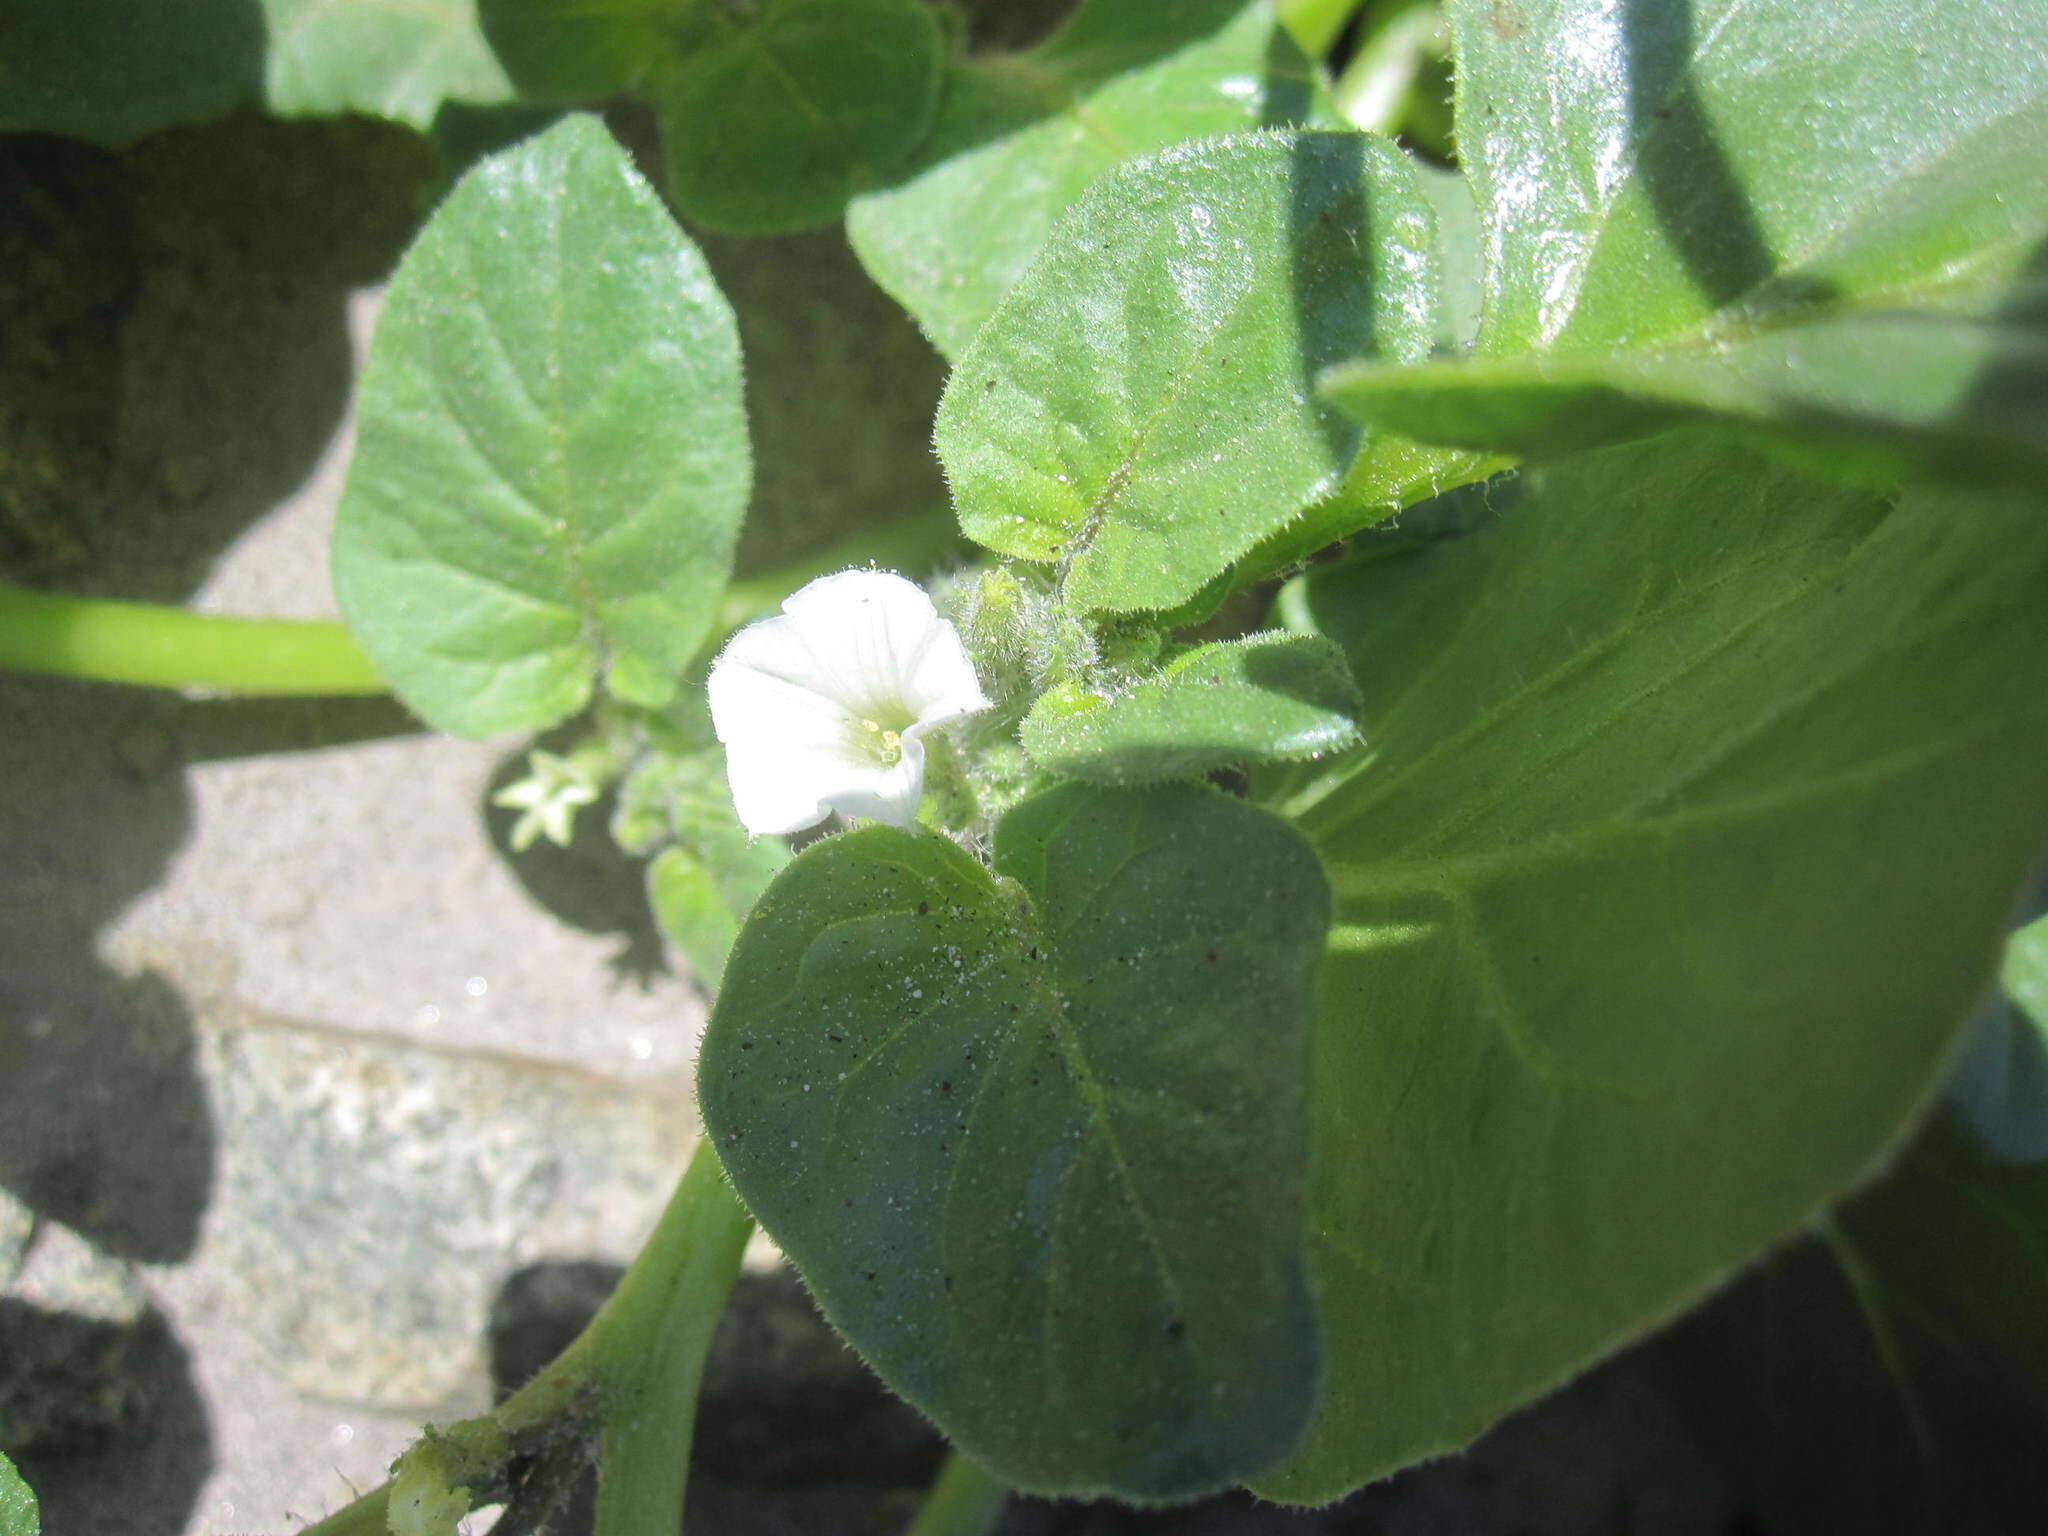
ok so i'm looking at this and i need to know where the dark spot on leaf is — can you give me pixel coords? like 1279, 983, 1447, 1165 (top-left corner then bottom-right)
918, 900, 929, 915
740, 1041, 753, 1050
940, 1080, 952, 1096
1166, 1318, 1187, 1341
827, 1033, 843, 1043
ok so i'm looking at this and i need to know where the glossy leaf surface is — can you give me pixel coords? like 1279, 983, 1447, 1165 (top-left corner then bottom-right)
1022, 633, 1360, 785
937, 130, 1442, 614
1257, 434, 2048, 1499
847, 0, 1331, 360
333, 116, 749, 738
702, 783, 1328, 1498
1328, 0, 2048, 477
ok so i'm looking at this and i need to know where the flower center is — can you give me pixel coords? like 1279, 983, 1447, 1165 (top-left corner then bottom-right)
853, 713, 911, 767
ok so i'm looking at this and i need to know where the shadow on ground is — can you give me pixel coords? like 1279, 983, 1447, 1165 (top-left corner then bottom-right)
0, 108, 438, 1534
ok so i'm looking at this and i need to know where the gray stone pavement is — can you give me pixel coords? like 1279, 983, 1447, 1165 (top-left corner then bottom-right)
4, 284, 714, 1535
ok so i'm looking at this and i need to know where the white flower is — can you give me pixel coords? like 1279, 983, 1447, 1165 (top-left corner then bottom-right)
708, 569, 991, 836
492, 747, 601, 852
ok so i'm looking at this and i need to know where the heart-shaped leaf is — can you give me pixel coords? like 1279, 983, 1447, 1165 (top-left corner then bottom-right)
1256, 433, 2048, 1500
333, 115, 749, 738
701, 782, 1328, 1499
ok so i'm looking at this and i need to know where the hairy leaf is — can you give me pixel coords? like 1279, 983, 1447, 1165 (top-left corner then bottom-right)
937, 130, 1443, 614
848, 0, 1332, 360
1328, 0, 2048, 477
702, 783, 1327, 1499
1022, 633, 1360, 784
0, 1453, 34, 1536
333, 116, 749, 738
1256, 434, 2048, 1500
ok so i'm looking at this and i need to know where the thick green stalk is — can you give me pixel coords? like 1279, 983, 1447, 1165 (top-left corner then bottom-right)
590, 1147, 755, 1536
0, 584, 385, 695
301, 1142, 754, 1536
904, 1449, 1010, 1536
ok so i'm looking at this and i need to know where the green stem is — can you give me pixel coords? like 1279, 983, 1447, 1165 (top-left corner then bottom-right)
905, 1449, 1010, 1536
301, 1141, 754, 1536
1276, 0, 1370, 56
590, 1146, 754, 1536
0, 584, 386, 696
1331, 0, 1448, 136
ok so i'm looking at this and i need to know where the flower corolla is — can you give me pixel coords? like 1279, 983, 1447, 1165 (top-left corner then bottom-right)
707, 569, 991, 836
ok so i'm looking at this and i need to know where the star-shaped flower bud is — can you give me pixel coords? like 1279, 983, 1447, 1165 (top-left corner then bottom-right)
492, 747, 601, 852
707, 569, 992, 837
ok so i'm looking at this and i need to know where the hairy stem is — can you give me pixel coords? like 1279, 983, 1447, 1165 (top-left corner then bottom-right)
591, 1147, 754, 1536
300, 1142, 754, 1536
0, 584, 384, 695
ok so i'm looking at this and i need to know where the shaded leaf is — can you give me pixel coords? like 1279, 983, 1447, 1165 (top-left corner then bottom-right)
0, 0, 264, 145
702, 783, 1327, 1499
657, 0, 944, 233
936, 130, 1444, 615
333, 115, 749, 738
1254, 433, 2048, 1500
1651, 1110, 2048, 1535
847, 0, 1333, 360
1022, 632, 1360, 784
1327, 0, 2048, 479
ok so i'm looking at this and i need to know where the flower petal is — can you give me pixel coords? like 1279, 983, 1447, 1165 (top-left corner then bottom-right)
707, 568, 991, 836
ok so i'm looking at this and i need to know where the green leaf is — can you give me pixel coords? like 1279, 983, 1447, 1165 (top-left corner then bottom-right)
1327, 0, 2048, 477
1255, 434, 2048, 1500
1651, 1111, 2048, 1535
846, 0, 1333, 360
1021, 632, 1360, 785
261, 0, 516, 125
701, 783, 1328, 1499
1945, 911, 2048, 1164
936, 130, 1443, 615
0, 1452, 36, 1536
657, 0, 944, 233
0, 0, 264, 145
477, 0, 675, 102
623, 739, 791, 990
333, 115, 750, 739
